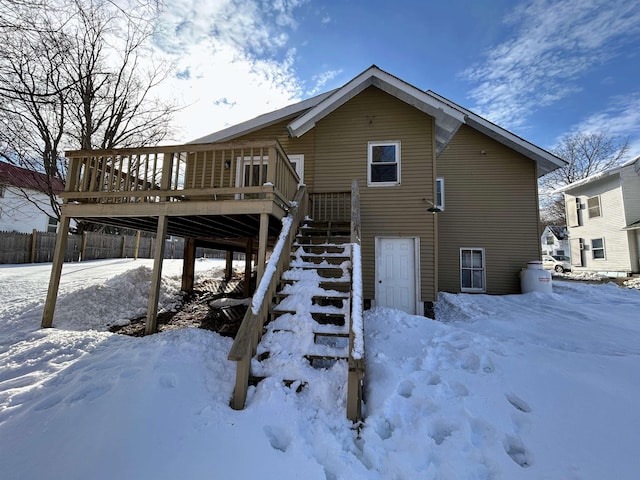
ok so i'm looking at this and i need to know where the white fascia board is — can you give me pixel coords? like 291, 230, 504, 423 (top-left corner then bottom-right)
427, 91, 566, 177
287, 66, 465, 140
554, 168, 622, 194
188, 89, 337, 145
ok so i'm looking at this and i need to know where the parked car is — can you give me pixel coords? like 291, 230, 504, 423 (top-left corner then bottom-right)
542, 254, 572, 273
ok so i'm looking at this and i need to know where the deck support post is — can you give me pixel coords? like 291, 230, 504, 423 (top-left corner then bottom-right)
41, 215, 71, 328
145, 215, 168, 335
257, 213, 269, 285
133, 230, 141, 260
225, 250, 234, 281
243, 237, 253, 297
181, 238, 196, 293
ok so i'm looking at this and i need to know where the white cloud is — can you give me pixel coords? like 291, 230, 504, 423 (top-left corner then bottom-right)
463, 0, 640, 129
306, 69, 342, 96
151, 0, 309, 142
565, 93, 640, 159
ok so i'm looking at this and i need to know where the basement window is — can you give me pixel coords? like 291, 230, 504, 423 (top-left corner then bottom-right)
460, 248, 486, 293
368, 141, 400, 186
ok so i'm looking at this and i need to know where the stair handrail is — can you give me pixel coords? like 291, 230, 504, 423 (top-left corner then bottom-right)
347, 179, 365, 422
228, 185, 308, 410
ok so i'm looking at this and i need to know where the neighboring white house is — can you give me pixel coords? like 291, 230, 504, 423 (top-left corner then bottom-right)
0, 162, 64, 234
558, 156, 640, 277
541, 225, 570, 256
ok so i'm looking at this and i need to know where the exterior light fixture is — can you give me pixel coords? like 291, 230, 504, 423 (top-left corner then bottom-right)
423, 198, 441, 214
224, 160, 231, 169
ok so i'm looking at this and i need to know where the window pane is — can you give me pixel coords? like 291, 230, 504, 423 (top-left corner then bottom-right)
371, 164, 397, 183
591, 238, 603, 249
372, 145, 396, 163
587, 196, 601, 218
244, 164, 268, 186
436, 179, 443, 208
472, 251, 483, 268
461, 269, 472, 288
593, 249, 605, 259
461, 250, 472, 268
472, 270, 484, 288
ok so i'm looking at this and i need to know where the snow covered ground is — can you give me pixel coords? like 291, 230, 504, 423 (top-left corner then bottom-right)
1, 259, 639, 479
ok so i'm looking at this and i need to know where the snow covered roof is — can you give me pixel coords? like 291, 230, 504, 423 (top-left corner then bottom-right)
555, 155, 640, 193
191, 65, 566, 177
0, 161, 64, 194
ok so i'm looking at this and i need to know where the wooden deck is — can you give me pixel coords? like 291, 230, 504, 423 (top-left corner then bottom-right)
42, 140, 303, 332
60, 139, 300, 239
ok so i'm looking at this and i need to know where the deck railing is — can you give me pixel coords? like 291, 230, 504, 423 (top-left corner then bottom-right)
228, 185, 308, 410
308, 191, 351, 222
347, 179, 365, 422
62, 140, 300, 207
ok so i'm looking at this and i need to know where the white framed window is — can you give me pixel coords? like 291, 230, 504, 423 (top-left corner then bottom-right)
368, 141, 400, 186
436, 177, 444, 210
236, 156, 268, 188
587, 196, 601, 218
591, 238, 605, 259
460, 248, 486, 292
47, 216, 58, 233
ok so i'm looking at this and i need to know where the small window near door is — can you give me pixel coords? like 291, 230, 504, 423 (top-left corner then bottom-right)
460, 248, 486, 292
591, 238, 605, 259
587, 196, 601, 218
368, 141, 400, 186
436, 177, 444, 210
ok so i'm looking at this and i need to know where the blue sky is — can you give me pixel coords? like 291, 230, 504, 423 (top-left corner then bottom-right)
154, 0, 640, 158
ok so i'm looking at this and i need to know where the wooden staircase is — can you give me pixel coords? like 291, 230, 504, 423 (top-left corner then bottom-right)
251, 220, 355, 395
228, 181, 364, 422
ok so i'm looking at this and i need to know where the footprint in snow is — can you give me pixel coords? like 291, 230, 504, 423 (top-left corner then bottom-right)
504, 435, 532, 468
397, 380, 414, 398
374, 418, 393, 440
263, 425, 291, 453
429, 418, 457, 446
505, 393, 532, 413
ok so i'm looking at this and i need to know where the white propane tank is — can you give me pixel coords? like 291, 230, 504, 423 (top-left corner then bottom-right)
520, 261, 552, 293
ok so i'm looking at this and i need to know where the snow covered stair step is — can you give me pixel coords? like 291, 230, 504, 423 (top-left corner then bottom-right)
297, 235, 351, 245
293, 243, 350, 255
290, 253, 350, 265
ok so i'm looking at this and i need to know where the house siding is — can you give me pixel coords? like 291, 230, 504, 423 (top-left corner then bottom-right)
313, 86, 437, 303
621, 163, 640, 226
437, 125, 540, 294
0, 186, 58, 233
563, 175, 632, 273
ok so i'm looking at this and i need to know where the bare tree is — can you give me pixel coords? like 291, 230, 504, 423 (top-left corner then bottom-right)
539, 131, 629, 225
0, 0, 177, 220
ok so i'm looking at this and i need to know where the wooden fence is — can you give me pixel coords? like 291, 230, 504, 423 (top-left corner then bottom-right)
0, 230, 242, 264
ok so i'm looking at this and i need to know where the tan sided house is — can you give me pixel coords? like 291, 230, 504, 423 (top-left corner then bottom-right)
41, 66, 564, 420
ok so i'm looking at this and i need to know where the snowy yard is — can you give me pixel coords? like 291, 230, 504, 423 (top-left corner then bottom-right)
0, 259, 639, 479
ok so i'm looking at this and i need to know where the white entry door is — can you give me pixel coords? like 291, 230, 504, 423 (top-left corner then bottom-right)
375, 237, 417, 314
